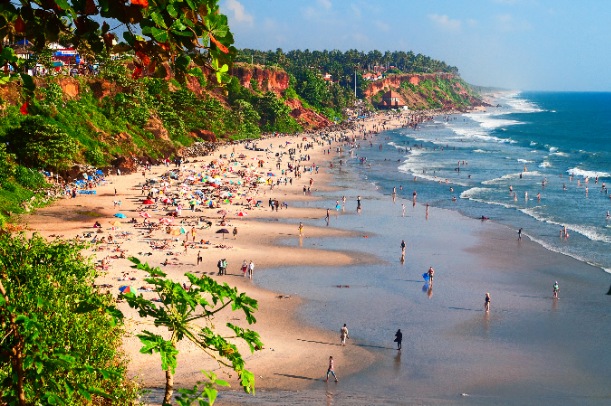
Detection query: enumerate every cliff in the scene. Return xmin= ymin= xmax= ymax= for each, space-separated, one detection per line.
xmin=232 ymin=63 xmax=290 ymax=95
xmin=364 ymin=73 xmax=488 ymax=110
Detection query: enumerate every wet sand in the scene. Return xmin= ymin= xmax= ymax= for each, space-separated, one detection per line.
xmin=20 ymin=109 xmax=611 ymax=405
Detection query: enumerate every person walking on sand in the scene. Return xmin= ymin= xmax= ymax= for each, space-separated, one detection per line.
xmin=485 ymin=292 xmax=491 ymax=312
xmin=247 ymin=260 xmax=254 ymax=279
xmin=394 ymin=329 xmax=403 ymax=350
xmin=400 ymin=240 xmax=406 ymax=262
xmin=553 ymin=281 xmax=560 ymax=299
xmin=298 ymin=222 xmax=304 ymax=236
xmin=196 ymin=250 xmax=202 ymax=266
xmin=325 ymin=356 xmax=338 ymax=382
xmin=340 ymin=324 xmax=349 ymax=346
xmin=233 ymin=226 xmax=238 ymax=239
xmin=518 ymin=227 xmax=523 ymax=240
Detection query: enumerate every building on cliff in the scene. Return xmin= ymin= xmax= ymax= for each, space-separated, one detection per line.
xmin=379 ymin=90 xmax=407 ymax=109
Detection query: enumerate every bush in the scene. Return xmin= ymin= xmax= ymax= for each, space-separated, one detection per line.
xmin=4 ymin=117 xmax=79 ymax=172
xmin=0 ymin=234 xmax=139 ymax=405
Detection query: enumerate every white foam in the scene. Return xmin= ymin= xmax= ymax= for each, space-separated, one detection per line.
xmin=482 ymin=171 xmax=543 ymax=185
xmin=539 ymin=161 xmax=552 ymax=168
xmin=473 ymin=149 xmax=489 ymax=153
xmin=463 ymin=112 xmax=525 ymax=130
xmin=519 ymin=207 xmax=611 ymax=244
xmin=459 ymin=187 xmax=489 ymax=199
xmin=567 ymin=168 xmax=611 ymax=179
xmin=504 ymin=93 xmax=545 ymax=113
xmin=517 ymin=159 xmax=534 ymax=163
xmin=525 ymin=234 xmax=610 ymax=274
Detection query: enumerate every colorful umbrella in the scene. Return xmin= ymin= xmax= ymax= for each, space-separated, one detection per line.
xmin=139 ymin=211 xmax=151 ymax=218
xmin=114 ymin=213 xmax=127 ymax=218
xmin=119 ymin=285 xmax=131 ymax=294
xmin=143 ymin=199 xmax=155 ymax=205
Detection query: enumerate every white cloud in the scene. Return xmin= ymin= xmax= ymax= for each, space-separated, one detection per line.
xmin=495 ymin=13 xmax=531 ymax=32
xmin=318 ymin=0 xmax=332 ymax=10
xmin=374 ymin=20 xmax=390 ymax=32
xmin=429 ymin=14 xmax=461 ymax=31
xmin=224 ymin=0 xmax=254 ymax=25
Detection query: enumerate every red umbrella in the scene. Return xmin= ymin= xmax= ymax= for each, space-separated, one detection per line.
xmin=143 ymin=199 xmax=155 ymax=205
xmin=237 ymin=211 xmax=247 ymax=217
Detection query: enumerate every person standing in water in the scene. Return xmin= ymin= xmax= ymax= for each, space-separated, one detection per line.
xmin=340 ymin=324 xmax=349 ymax=346
xmin=485 ymin=293 xmax=491 ymax=312
xmin=394 ymin=329 xmax=403 ymax=350
xmin=553 ymin=281 xmax=560 ymax=299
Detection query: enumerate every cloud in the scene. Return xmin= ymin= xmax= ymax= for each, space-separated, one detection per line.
xmin=374 ymin=20 xmax=390 ymax=32
xmin=495 ymin=13 xmax=531 ymax=32
xmin=317 ymin=0 xmax=332 ymax=10
xmin=224 ymin=0 xmax=254 ymax=25
xmin=428 ymin=14 xmax=461 ymax=31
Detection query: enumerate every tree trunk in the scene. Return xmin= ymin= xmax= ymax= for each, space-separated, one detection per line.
xmin=162 ymin=368 xmax=174 ymax=405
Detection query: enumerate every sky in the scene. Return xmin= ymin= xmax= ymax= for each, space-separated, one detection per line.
xmin=220 ymin=0 xmax=611 ymax=91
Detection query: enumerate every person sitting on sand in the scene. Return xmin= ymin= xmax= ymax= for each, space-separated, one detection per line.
xmin=94 ymin=221 xmax=102 ymax=228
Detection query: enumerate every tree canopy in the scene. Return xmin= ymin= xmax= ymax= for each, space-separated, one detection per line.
xmin=0 ymin=0 xmax=235 ymax=88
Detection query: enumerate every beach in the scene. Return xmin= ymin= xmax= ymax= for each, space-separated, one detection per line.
xmin=20 ymin=104 xmax=611 ymax=405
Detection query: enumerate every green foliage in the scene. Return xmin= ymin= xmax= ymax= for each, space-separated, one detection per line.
xmin=14 ymin=166 xmax=47 ymax=189
xmin=0 ymin=1 xmax=235 ymax=87
xmin=0 ymin=234 xmax=137 ymax=405
xmin=123 ymin=258 xmax=264 ymax=405
xmin=4 ymin=116 xmax=79 ymax=171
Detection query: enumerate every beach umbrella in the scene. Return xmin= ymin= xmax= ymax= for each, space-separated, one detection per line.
xmin=216 ymin=228 xmax=230 ymax=240
xmin=143 ymin=199 xmax=155 ymax=205
xmin=237 ymin=211 xmax=247 ymax=217
xmin=119 ymin=285 xmax=131 ymax=294
xmin=109 ymin=220 xmax=121 ymax=226
xmin=180 ymin=227 xmax=186 ymax=234
xmin=161 ymin=197 xmax=172 ymax=204
xmin=114 ymin=213 xmax=127 ymax=218
xmin=139 ymin=211 xmax=151 ymax=218
xmin=159 ymin=217 xmax=173 ymax=225
xmin=170 ymin=228 xmax=182 ymax=236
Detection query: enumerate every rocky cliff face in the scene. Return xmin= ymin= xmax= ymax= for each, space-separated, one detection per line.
xmin=363 ymin=73 xmax=454 ymax=98
xmin=232 ymin=63 xmax=289 ymax=95
xmin=364 ymin=73 xmax=487 ymax=110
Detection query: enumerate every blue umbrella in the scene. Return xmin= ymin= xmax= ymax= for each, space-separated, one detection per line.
xmin=114 ymin=213 xmax=127 ymax=218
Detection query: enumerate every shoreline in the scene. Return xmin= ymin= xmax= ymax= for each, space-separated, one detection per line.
xmin=18 ymin=105 xmax=611 ymax=405
xmin=19 ymin=110 xmax=414 ymax=399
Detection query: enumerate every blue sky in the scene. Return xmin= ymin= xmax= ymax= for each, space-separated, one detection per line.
xmin=220 ymin=0 xmax=611 ymax=91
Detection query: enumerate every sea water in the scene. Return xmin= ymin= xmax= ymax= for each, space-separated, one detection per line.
xmin=360 ymin=91 xmax=611 ymax=274
xmin=226 ymin=92 xmax=611 ymax=405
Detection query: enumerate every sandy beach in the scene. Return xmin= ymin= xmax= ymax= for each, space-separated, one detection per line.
xmin=20 ymin=111 xmax=413 ymax=399
xmin=20 ymin=107 xmax=611 ymax=405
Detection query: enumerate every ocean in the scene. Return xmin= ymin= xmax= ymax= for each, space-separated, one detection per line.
xmin=223 ymin=92 xmax=611 ymax=405
xmin=368 ymin=91 xmax=611 ymax=274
